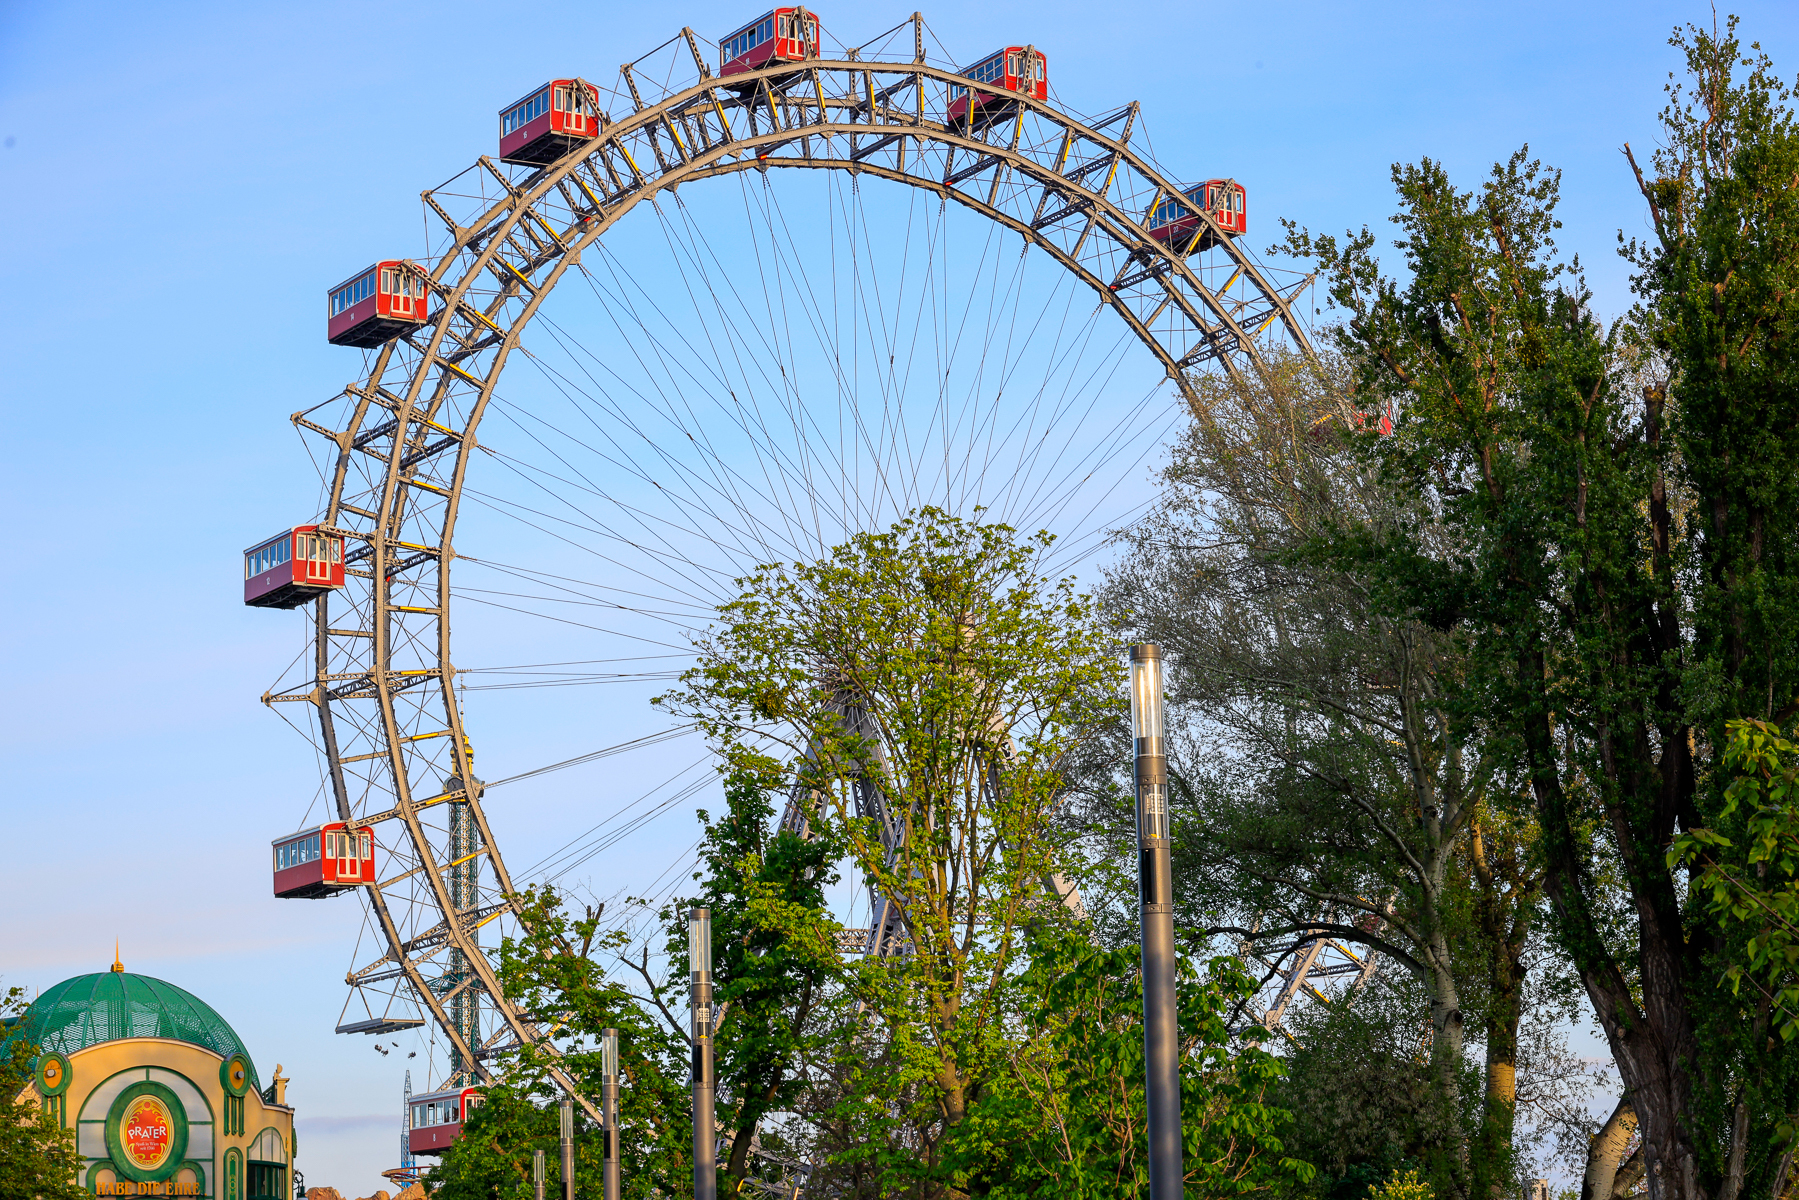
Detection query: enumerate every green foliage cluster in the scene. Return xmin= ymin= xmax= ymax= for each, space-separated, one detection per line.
xmin=944 ymin=928 xmax=1312 ymax=1199
xmin=0 ymin=985 xmax=88 ymax=1200
xmin=1675 ymin=720 xmax=1799 ymax=1052
xmin=430 ymin=510 xmax=1306 ymax=1200
xmin=1264 ymin=15 xmax=1799 ymax=1198
xmin=657 ymin=505 xmax=1123 ymax=1185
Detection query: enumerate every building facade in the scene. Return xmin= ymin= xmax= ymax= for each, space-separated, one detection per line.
xmin=7 ymin=960 xmax=295 ymax=1199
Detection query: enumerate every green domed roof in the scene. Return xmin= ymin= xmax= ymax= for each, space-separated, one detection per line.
xmin=11 ymin=972 xmax=259 ymax=1088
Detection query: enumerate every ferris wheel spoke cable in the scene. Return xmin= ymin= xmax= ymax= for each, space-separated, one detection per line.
xmin=522 ymin=756 xmax=712 ymax=882
xmin=539 ymin=772 xmax=715 ymax=888
xmin=462 ymin=652 xmax=687 ymax=669
xmin=653 ymin=193 xmax=855 ymax=533
xmin=729 ymin=174 xmax=1049 ymax=548
xmin=536 ymin=180 xmax=1014 ymax=572
xmin=465 ymin=430 xmax=743 ymax=590
xmin=460 ymin=556 xmax=714 ymax=616
xmin=462 ymin=455 xmax=739 ymax=600
xmin=737 ymin=178 xmax=832 ymax=547
xmin=590 ymin=836 xmax=709 ymax=969
xmin=578 ymin=221 xmax=832 ymax=535
xmin=450 ymin=492 xmax=724 ymax=624
xmin=963 ymin=245 xmax=1071 ymax=518
xmin=482 ymin=396 xmax=786 ymax=591
xmin=463 ymin=460 xmax=738 ymax=607
xmin=528 ymin=283 xmax=822 ymax=577
xmin=448 ymin=591 xmax=695 ymax=652
xmin=511 ymin=227 xmax=1157 ymax=599
xmin=484 ymin=383 xmax=757 ymax=578
xmin=482 ymin=726 xmax=696 ymax=793
xmin=841 ymin=178 xmax=914 ymax=503
xmin=759 ymin=174 xmax=914 ymax=534
xmin=459 ymin=675 xmax=679 ymax=693
xmin=1006 ymin=366 xmax=1172 ymax=552
xmin=453 ymin=586 xmax=703 ymax=623
xmin=733 ymin=178 xmax=1106 ymax=545
xmin=450 ymin=579 xmax=708 ymax=628
xmin=546 ymin=285 xmax=793 ymax=550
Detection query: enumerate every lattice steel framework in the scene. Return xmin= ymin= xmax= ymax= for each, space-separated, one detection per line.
xmin=265 ymin=12 xmax=1319 ymax=1127
xmin=1244 ymin=912 xmax=1386 ymax=1040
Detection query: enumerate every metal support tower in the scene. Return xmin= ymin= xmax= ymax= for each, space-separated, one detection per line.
xmin=444 ymin=769 xmax=482 ymax=1085
xmin=400 ymin=1070 xmax=416 ymax=1176
xmin=1244 ymin=902 xmax=1389 ymax=1038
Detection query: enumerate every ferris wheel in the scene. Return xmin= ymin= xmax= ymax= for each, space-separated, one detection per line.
xmin=251 ymin=7 xmax=1327 ymax=1122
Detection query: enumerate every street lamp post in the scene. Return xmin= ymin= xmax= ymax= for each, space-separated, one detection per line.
xmin=690 ymin=907 xmax=717 ymax=1200
xmin=533 ymin=1149 xmax=545 ymax=1200
xmin=602 ymin=1029 xmax=621 ymax=1200
xmin=1131 ymin=644 xmax=1181 ymax=1198
xmin=559 ymin=1097 xmax=574 ymax=1200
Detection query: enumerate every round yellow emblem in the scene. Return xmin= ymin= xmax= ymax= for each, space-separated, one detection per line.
xmin=42 ymin=1058 xmax=62 ymax=1089
xmin=121 ymin=1095 xmax=175 ymax=1171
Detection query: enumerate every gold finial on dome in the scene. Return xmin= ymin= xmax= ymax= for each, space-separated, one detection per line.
xmin=111 ymin=942 xmax=124 ymax=973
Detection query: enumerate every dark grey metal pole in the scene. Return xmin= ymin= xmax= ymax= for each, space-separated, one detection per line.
xmin=602 ymin=1029 xmax=621 ymax=1200
xmin=1131 ymin=644 xmax=1181 ymax=1198
xmin=533 ymin=1149 xmax=545 ymax=1200
xmin=560 ymin=1097 xmax=575 ymax=1200
xmin=690 ymin=907 xmax=716 ymax=1200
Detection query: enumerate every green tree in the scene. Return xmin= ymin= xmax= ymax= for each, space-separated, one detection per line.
xmin=426 ymin=1089 xmax=566 ymax=1200
xmin=431 ymin=767 xmax=852 ymax=1200
xmin=668 ymin=766 xmax=848 ymax=1189
xmin=1 ymin=984 xmax=87 ymax=1200
xmin=656 ymin=506 xmax=1119 ymax=1194
xmin=428 ymin=889 xmax=693 ymax=1200
xmin=1101 ymin=348 xmax=1546 ymax=1197
xmin=1662 ymin=719 xmax=1799 ymax=1194
xmin=1277 ymin=18 xmax=1799 ymax=1195
xmin=1673 ymin=720 xmax=1799 ymax=1099
xmin=944 ymin=927 xmax=1313 ymax=1199
xmin=1274 ymin=973 xmax=1476 ymax=1200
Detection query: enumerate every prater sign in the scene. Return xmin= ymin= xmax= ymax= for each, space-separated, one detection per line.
xmin=121 ymin=1097 xmax=175 ymax=1172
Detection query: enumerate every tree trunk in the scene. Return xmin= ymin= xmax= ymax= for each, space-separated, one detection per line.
xmin=1470 ymin=816 xmax=1533 ymax=1200
xmin=724 ymin=1074 xmax=783 ymax=1183
xmin=1523 ymin=655 xmax=1705 ymax=1200
xmin=1583 ymin=1096 xmax=1638 ymax=1200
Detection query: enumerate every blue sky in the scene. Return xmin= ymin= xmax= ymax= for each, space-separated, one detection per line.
xmin=3 ymin=0 xmax=1795 ymax=1192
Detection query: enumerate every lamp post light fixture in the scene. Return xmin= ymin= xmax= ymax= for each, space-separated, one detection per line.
xmin=1131 ymin=644 xmax=1182 ymax=1199
xmin=690 ymin=907 xmax=717 ymax=1200
xmin=559 ymin=1097 xmax=574 ymax=1200
xmin=533 ymin=1149 xmax=544 ymax=1200
xmin=602 ymin=1028 xmax=620 ymax=1200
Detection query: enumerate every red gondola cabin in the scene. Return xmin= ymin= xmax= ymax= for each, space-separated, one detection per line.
xmin=408 ymin=1087 xmax=483 ymax=1156
xmin=947 ymin=46 xmax=1047 ymax=131
xmin=244 ymin=525 xmax=346 ymax=609
xmin=1146 ymin=180 xmax=1247 ymax=252
xmin=499 ymin=81 xmax=600 ymax=166
xmin=272 ymin=822 xmax=375 ymax=899
xmin=718 ymin=8 xmax=820 ymax=87
xmin=327 ymin=261 xmax=430 ymax=347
